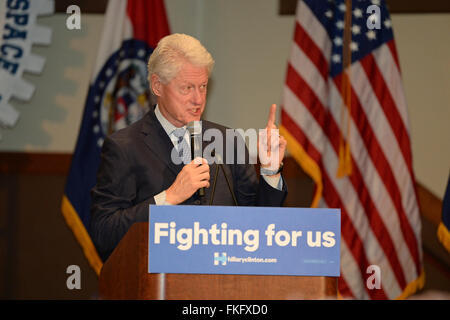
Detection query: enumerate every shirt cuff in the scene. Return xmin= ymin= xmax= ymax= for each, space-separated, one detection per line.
xmin=154 ymin=190 xmax=173 ymax=205
xmin=261 ymin=174 xmax=283 ymax=191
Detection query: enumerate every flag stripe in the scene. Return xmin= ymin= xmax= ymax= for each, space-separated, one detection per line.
xmin=296 ymin=0 xmax=332 ymax=62
xmin=281 ymin=109 xmax=321 ymax=163
xmin=387 ymin=40 xmax=401 ymax=72
xmin=359 ymin=54 xmax=414 ymax=174
xmin=320 ymin=99 xmax=405 ymax=298
xmin=282 ymin=84 xmax=326 ymax=156
xmin=350 ymin=62 xmax=422 ymax=275
xmin=346 ymin=160 xmax=408 ymax=290
xmin=372 ymin=42 xmax=410 ymax=132
xmin=293 ymin=22 xmax=329 ymax=81
xmin=331 ymin=74 xmax=420 ymax=283
xmin=321 ymin=169 xmax=390 ymax=299
xmin=286 ymin=65 xmax=328 ymax=131
xmin=337 ymin=232 xmax=369 ymax=299
xmin=285 ymin=77 xmax=400 ymax=298
xmin=290 ymin=40 xmax=328 ymax=107
xmin=331 ymin=77 xmax=416 ymax=286
xmin=127 ymin=0 xmax=170 ymax=48
xmin=351 ymin=61 xmax=420 ymax=233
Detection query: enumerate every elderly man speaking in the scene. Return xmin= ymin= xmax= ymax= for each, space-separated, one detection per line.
xmin=90 ymin=33 xmax=288 ymax=261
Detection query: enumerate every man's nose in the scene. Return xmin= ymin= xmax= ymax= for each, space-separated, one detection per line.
xmin=191 ymin=87 xmax=204 ymax=105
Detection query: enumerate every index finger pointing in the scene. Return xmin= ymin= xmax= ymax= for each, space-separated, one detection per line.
xmin=267 ymin=104 xmax=277 ymax=127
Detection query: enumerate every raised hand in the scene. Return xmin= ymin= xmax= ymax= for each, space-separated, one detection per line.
xmin=258 ymin=104 xmax=287 ymax=174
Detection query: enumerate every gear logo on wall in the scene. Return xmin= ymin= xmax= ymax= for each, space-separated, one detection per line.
xmin=0 ymin=0 xmax=54 ymax=138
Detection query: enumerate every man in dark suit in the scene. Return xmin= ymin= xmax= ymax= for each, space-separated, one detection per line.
xmin=90 ymin=34 xmax=288 ymax=262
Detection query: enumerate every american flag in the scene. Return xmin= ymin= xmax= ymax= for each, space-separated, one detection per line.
xmin=280 ymin=0 xmax=424 ymax=299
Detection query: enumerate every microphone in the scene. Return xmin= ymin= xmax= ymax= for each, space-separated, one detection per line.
xmin=187 ymin=121 xmax=205 ymax=197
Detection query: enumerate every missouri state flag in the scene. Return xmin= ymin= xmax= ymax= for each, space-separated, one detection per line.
xmin=62 ymin=0 xmax=170 ymax=275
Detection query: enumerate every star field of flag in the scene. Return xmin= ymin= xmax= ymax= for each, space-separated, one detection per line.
xmin=304 ymin=0 xmax=394 ymax=77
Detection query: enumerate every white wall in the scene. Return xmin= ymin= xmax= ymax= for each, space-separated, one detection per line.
xmin=199 ymin=0 xmax=294 ymax=130
xmin=391 ymin=14 xmax=450 ymax=198
xmin=0 ymin=1 xmax=448 ymax=199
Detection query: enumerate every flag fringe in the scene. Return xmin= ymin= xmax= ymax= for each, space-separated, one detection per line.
xmin=335 ymin=271 xmax=425 ymax=300
xmin=437 ymin=222 xmax=450 ymax=253
xmin=61 ymin=195 xmax=103 ymax=276
xmin=280 ymin=125 xmax=322 ymax=208
xmin=395 ymin=270 xmax=425 ymax=300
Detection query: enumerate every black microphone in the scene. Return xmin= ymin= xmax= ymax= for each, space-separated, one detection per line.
xmin=187 ymin=121 xmax=205 ymax=197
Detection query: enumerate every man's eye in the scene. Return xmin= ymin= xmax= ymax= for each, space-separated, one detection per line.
xmin=180 ymin=86 xmax=190 ymax=94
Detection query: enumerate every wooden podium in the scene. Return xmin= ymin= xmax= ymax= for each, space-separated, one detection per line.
xmin=99 ymin=222 xmax=337 ymax=299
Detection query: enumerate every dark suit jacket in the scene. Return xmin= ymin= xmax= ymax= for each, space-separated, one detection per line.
xmin=90 ymin=107 xmax=287 ymax=261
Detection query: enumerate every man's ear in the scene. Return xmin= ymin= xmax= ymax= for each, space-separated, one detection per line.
xmin=151 ymin=74 xmax=162 ymax=96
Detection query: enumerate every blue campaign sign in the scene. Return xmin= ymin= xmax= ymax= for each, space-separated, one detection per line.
xmin=148 ymin=205 xmax=340 ymax=277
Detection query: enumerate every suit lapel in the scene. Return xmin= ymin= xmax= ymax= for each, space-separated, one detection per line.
xmin=140 ymin=107 xmax=184 ymax=177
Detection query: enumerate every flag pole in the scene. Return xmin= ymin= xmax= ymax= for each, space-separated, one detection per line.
xmin=337 ymin=0 xmax=353 ymax=178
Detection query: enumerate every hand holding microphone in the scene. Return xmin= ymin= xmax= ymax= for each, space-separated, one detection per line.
xmin=165 ymin=157 xmax=210 ymax=205
xmin=165 ymin=121 xmax=208 ymax=205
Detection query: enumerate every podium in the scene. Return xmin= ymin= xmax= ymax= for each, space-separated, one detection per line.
xmin=99 ymin=222 xmax=337 ymax=299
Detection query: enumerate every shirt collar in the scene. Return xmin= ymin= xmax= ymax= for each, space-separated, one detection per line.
xmin=154 ymin=104 xmax=186 ymax=136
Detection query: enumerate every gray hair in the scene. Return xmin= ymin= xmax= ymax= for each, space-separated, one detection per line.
xmin=147 ymin=33 xmax=215 ymax=92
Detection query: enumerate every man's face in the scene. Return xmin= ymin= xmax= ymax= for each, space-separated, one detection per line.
xmin=153 ymin=62 xmax=209 ymax=127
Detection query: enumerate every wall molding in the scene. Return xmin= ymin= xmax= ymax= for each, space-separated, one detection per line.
xmin=56 ymin=0 xmax=450 ymax=15
xmin=279 ymin=0 xmax=450 ymax=15
xmin=0 ymin=152 xmax=72 ymax=175
xmin=416 ymin=182 xmax=443 ymax=227
xmin=55 ymin=0 xmax=108 ymax=14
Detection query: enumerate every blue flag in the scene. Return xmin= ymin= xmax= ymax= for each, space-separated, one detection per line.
xmin=438 ymin=174 xmax=450 ymax=252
